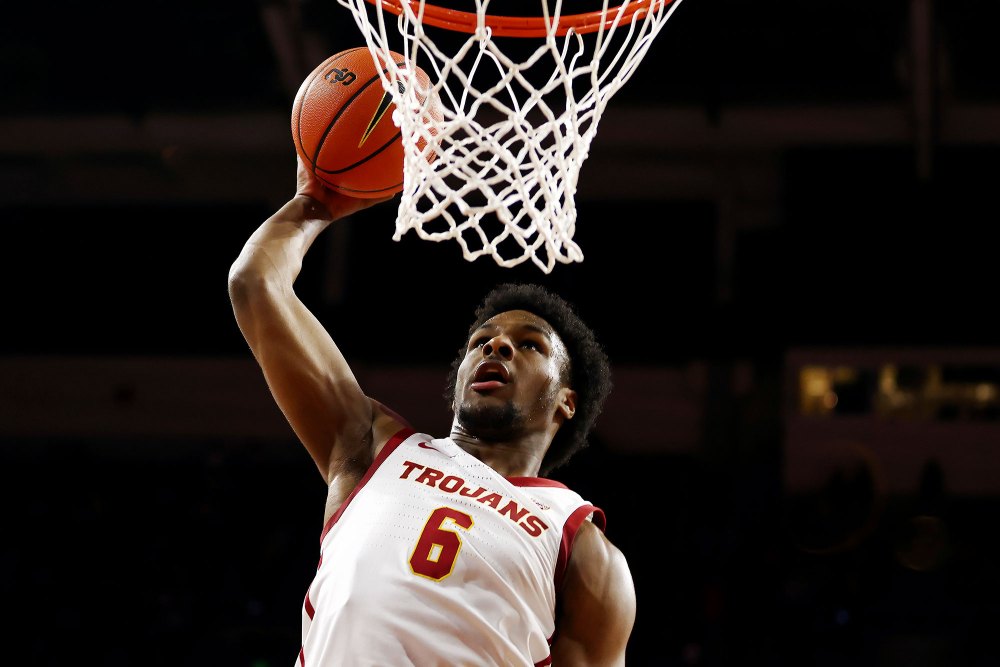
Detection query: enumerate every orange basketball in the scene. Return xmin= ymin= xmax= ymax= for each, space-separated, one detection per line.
xmin=291 ymin=47 xmax=440 ymax=199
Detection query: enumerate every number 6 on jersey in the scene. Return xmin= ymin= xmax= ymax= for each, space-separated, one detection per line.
xmin=409 ymin=507 xmax=474 ymax=581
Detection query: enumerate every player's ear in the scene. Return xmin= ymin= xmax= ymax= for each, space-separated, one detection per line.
xmin=557 ymin=388 xmax=577 ymax=420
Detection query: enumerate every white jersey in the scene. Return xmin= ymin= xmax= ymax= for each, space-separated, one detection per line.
xmin=297 ymin=428 xmax=606 ymax=667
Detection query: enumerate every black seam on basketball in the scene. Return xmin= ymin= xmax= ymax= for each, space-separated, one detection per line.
xmin=296 ymin=68 xmax=326 ymax=170
xmin=297 ymin=48 xmax=366 ymax=169
xmin=315 ymin=130 xmax=403 ymax=176
xmin=330 ymin=180 xmax=404 ymax=195
xmin=315 ymin=69 xmax=392 ymax=167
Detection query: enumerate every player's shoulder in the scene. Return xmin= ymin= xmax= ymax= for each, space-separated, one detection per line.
xmin=370 ymin=399 xmax=416 ymax=456
xmin=558 ymin=517 xmax=636 ymax=656
xmin=568 ymin=518 xmax=634 ymax=604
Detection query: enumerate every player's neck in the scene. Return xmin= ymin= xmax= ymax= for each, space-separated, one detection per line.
xmin=449 ymin=428 xmax=545 ymax=478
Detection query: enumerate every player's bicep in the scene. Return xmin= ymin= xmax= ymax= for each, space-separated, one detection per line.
xmin=231 ymin=277 xmax=372 ymax=479
xmin=551 ymin=521 xmax=636 ymax=667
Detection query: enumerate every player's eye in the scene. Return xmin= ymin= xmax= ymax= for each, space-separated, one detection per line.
xmin=520 ymin=340 xmax=541 ymax=351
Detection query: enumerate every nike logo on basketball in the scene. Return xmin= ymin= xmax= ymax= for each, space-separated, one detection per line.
xmin=359 ymin=81 xmax=404 ymax=148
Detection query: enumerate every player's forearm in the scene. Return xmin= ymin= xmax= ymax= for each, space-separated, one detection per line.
xmin=229 ymin=195 xmax=337 ymax=290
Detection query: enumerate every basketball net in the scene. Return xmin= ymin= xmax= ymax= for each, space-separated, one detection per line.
xmin=337 ymin=0 xmax=684 ymax=273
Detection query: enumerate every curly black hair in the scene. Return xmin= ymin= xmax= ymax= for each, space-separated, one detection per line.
xmin=444 ymin=282 xmax=613 ymax=475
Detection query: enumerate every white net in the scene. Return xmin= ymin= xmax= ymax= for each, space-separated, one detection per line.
xmin=336 ymin=0 xmax=684 ymax=273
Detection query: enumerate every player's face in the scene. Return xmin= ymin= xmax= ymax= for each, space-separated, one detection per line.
xmin=453 ymin=310 xmax=571 ymax=439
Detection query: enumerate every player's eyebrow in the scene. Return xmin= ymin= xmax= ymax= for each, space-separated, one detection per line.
xmin=472 ymin=321 xmax=553 ymax=340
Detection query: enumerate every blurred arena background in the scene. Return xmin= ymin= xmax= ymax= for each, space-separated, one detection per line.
xmin=2 ymin=0 xmax=999 ymax=664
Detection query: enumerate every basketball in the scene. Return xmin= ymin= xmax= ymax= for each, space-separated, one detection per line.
xmin=291 ymin=47 xmax=441 ymax=199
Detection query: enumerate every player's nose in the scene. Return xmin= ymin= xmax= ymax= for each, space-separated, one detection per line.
xmin=482 ymin=335 xmax=514 ymax=360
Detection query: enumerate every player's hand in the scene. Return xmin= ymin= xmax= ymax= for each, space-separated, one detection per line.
xmin=295 ymin=155 xmax=396 ymax=219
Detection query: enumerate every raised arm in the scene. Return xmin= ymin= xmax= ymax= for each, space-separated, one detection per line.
xmin=551 ymin=520 xmax=637 ymax=666
xmin=227 ymin=158 xmax=398 ymax=483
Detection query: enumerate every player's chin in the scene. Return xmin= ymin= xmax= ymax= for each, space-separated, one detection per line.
xmin=460 ymin=389 xmax=509 ymax=413
xmin=456 ymin=399 xmax=519 ymax=436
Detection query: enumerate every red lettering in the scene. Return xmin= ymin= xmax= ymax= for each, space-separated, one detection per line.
xmin=439 ymin=475 xmax=464 ymax=493
xmin=400 ymin=467 xmax=548 ymax=538
xmin=415 ymin=467 xmax=445 ymax=486
xmin=477 ymin=493 xmax=502 ymax=509
xmin=520 ymin=515 xmax=549 ymax=537
xmin=400 ymin=461 xmax=424 ymax=479
xmin=499 ymin=500 xmax=529 ymax=523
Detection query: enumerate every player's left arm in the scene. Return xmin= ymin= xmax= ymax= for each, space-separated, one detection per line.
xmin=551 ymin=519 xmax=637 ymax=666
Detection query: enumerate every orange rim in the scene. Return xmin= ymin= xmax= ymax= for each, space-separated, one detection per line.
xmin=368 ymin=0 xmax=673 ymax=37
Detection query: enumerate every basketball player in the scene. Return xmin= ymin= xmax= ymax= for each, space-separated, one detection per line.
xmin=228 ymin=157 xmax=636 ymax=666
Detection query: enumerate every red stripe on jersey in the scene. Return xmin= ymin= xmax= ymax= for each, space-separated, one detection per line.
xmin=554 ymin=504 xmax=606 ymax=591
xmin=298 ymin=646 xmax=305 ymax=665
xmin=304 ymin=590 xmax=315 ymax=619
xmin=319 ymin=427 xmax=415 ymax=543
xmin=534 ymin=655 xmax=553 ymax=666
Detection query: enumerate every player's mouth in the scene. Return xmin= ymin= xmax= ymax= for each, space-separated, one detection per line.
xmin=471 ymin=361 xmax=510 ymax=392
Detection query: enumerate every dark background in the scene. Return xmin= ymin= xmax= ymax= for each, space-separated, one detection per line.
xmin=3 ymin=0 xmax=999 ymax=665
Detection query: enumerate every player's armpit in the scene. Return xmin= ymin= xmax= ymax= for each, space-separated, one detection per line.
xmin=370 ymin=400 xmax=414 ymax=457
xmin=550 ymin=520 xmax=636 ymax=667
